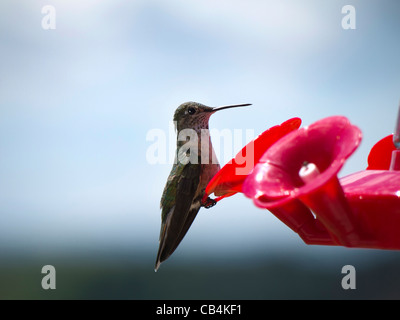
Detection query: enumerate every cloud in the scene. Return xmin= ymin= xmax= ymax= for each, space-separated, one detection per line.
xmin=154 ymin=0 xmax=338 ymax=54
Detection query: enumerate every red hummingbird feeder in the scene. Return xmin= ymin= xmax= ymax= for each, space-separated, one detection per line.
xmin=204 ymin=103 xmax=400 ymax=250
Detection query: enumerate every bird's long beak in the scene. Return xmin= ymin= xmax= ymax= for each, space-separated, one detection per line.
xmin=212 ymin=103 xmax=252 ymax=112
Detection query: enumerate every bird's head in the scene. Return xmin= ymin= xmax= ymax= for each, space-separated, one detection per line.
xmin=173 ymin=101 xmax=251 ymax=132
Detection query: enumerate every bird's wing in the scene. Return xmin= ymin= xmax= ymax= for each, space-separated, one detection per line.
xmin=155 ymin=162 xmax=201 ymax=270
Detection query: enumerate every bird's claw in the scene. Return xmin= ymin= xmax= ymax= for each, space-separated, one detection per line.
xmin=202 ymin=197 xmax=217 ymax=209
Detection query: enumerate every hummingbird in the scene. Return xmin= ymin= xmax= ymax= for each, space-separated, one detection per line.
xmin=155 ymin=101 xmax=251 ymax=271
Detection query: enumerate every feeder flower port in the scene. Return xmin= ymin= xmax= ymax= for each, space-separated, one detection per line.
xmin=205 ymin=104 xmax=400 ymax=250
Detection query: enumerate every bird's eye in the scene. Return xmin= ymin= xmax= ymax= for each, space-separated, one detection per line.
xmin=187 ymin=107 xmax=196 ymax=115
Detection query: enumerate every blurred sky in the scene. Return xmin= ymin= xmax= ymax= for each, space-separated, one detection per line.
xmin=0 ymin=0 xmax=400 ymax=261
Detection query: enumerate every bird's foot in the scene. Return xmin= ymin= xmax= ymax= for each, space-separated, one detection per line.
xmin=202 ymin=197 xmax=217 ymax=209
